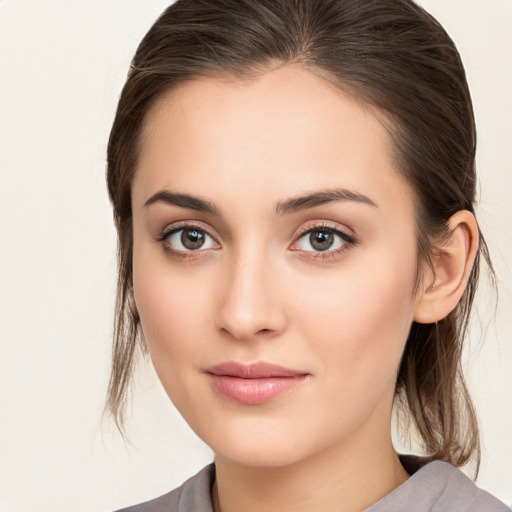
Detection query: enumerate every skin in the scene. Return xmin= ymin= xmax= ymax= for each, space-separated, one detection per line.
xmin=130 ymin=64 xmax=478 ymax=512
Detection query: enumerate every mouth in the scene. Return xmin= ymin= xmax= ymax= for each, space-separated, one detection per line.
xmin=205 ymin=361 xmax=309 ymax=405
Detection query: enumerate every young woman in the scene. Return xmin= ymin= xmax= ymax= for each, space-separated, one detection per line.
xmin=105 ymin=0 xmax=509 ymax=510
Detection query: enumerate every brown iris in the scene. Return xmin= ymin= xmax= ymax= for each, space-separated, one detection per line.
xmin=181 ymin=229 xmax=206 ymax=250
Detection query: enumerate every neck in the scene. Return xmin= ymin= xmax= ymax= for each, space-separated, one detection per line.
xmin=213 ymin=423 xmax=409 ymax=512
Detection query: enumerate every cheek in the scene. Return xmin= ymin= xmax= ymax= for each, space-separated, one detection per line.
xmin=132 ymin=244 xmax=212 ymax=378
xmin=293 ymin=249 xmax=417 ymax=395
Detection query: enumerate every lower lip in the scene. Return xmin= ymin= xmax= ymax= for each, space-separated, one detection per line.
xmin=208 ymin=374 xmax=307 ymax=405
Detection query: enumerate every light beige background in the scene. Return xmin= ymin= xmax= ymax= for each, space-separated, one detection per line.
xmin=0 ymin=1 xmax=510 ymax=511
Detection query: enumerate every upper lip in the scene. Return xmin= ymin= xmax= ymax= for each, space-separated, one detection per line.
xmin=205 ymin=361 xmax=308 ymax=379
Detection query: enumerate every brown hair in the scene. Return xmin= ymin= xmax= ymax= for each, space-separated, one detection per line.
xmin=105 ymin=0 xmax=493 ymax=471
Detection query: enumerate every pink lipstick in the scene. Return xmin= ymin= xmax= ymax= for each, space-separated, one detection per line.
xmin=205 ymin=361 xmax=308 ymax=405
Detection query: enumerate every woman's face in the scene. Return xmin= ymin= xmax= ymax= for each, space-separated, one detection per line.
xmin=131 ymin=64 xmax=423 ymax=467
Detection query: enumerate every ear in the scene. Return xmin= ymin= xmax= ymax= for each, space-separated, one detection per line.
xmin=414 ymin=210 xmax=479 ymax=324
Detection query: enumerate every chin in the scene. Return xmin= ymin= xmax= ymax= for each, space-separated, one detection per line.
xmin=214 ymin=441 xmax=307 ymax=468
xmin=193 ymin=416 xmax=326 ymax=469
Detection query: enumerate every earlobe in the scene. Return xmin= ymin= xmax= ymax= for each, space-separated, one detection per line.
xmin=413 ymin=210 xmax=479 ymax=324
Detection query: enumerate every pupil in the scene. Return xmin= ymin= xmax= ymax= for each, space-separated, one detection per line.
xmin=310 ymin=231 xmax=333 ymax=251
xmin=181 ymin=229 xmax=205 ymax=250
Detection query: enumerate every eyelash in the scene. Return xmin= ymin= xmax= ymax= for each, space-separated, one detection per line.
xmin=156 ymin=222 xmax=358 ymax=261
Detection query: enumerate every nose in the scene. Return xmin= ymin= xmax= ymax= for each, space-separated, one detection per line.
xmin=215 ymin=250 xmax=287 ymax=342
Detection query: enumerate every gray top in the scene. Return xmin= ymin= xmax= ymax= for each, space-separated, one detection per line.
xmin=116 ymin=455 xmax=509 ymax=512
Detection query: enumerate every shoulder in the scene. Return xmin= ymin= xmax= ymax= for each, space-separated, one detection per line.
xmin=366 ymin=455 xmax=510 ymax=512
xmin=114 ymin=463 xmax=215 ymax=512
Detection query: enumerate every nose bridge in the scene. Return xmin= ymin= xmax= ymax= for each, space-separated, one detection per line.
xmin=216 ymin=241 xmax=285 ymax=341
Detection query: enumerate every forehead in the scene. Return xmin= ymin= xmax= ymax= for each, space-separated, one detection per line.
xmin=133 ymin=64 xmax=414 ymax=217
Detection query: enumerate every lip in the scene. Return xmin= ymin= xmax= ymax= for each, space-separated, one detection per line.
xmin=205 ymin=361 xmax=309 ymax=405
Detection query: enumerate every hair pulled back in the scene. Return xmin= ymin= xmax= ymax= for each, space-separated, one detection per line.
xmin=106 ymin=0 xmax=492 ymax=470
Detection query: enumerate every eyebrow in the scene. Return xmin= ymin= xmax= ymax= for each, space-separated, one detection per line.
xmin=275 ymin=188 xmax=377 ymax=215
xmin=143 ymin=187 xmax=376 ymax=216
xmin=144 ymin=190 xmax=220 ymax=214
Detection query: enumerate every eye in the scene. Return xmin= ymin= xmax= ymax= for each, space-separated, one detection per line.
xmin=162 ymin=227 xmax=219 ymax=252
xmin=292 ymin=226 xmax=356 ymax=253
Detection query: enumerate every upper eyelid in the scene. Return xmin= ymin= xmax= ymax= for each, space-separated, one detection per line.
xmin=157 ymin=221 xmax=219 ymax=241
xmin=295 ymin=229 xmax=348 ymax=243
xmin=293 ymin=221 xmax=355 ymax=239
xmin=297 ymin=224 xmax=345 ymax=235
